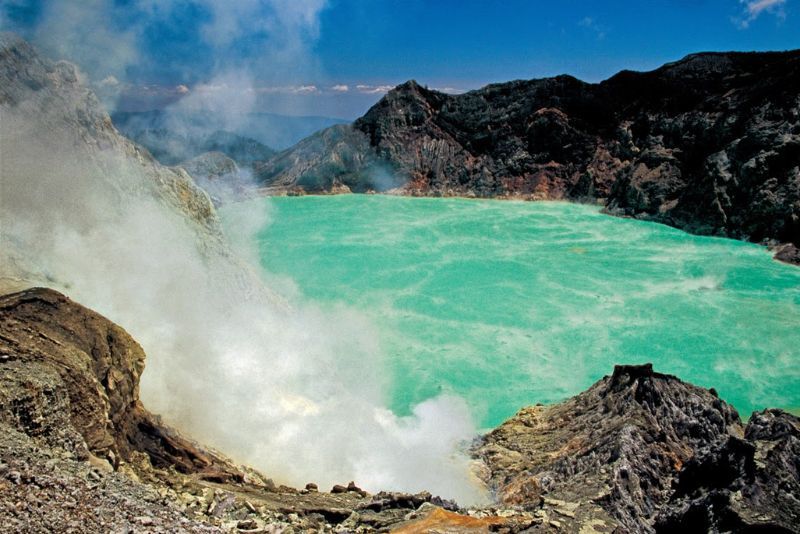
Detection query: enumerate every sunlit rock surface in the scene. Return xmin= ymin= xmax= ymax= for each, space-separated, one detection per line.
xmin=475 ymin=364 xmax=799 ymax=532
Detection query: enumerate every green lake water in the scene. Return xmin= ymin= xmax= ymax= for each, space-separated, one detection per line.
xmin=222 ymin=195 xmax=800 ymax=428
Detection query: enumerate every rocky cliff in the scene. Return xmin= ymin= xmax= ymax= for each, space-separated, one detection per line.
xmin=2 ymin=289 xmax=797 ymax=532
xmin=0 ymin=33 xmax=218 ymax=235
xmin=256 ymin=51 xmax=800 ymax=263
xmin=0 ymin=32 xmax=231 ymax=294
xmin=475 ymin=364 xmax=800 ymax=532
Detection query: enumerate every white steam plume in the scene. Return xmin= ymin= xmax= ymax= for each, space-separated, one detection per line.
xmin=0 ymin=11 xmax=488 ymax=504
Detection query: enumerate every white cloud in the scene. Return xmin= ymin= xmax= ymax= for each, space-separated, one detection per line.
xmin=4 ymin=0 xmax=330 ymax=112
xmin=331 ymin=84 xmax=349 ymax=92
xmin=737 ymin=0 xmax=787 ymax=28
xmin=356 ymin=84 xmax=395 ymax=94
xmin=176 ymin=84 xmax=190 ymax=94
xmin=578 ymin=16 xmax=607 ymax=40
xmin=292 ymin=84 xmax=319 ymax=94
xmin=247 ymin=84 xmax=322 ymax=95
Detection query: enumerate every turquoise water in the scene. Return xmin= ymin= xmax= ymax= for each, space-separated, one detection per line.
xmin=222 ymin=195 xmax=800 ymax=428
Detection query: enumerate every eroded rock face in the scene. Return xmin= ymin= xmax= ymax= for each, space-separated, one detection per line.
xmin=0 ymin=32 xmax=218 ymax=236
xmin=0 ymin=33 xmax=234 ymax=295
xmin=254 ymin=124 xmax=383 ymax=193
xmin=0 ymin=288 xmax=242 ymax=482
xmin=656 ymin=409 xmax=800 ymax=532
xmin=474 ymin=364 xmax=745 ymax=532
xmin=257 ymin=51 xmax=800 ymax=262
xmin=474 ymin=364 xmax=800 ymax=532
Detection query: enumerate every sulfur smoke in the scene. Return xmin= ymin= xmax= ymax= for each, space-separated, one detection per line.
xmin=0 ymin=2 xmax=487 ymax=504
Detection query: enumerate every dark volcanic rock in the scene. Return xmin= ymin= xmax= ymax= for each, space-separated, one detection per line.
xmin=656 ymin=409 xmax=800 ymax=532
xmin=257 ymin=51 xmax=800 ymax=263
xmin=474 ymin=363 xmax=745 ymax=532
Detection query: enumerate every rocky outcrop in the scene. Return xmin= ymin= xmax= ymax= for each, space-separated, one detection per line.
xmin=0 ymin=287 xmax=538 ymax=532
xmin=0 ymin=32 xmax=218 ymax=236
xmin=254 ymin=124 xmax=385 ymax=194
xmin=256 ymin=51 xmax=800 ymax=263
xmin=656 ymin=408 xmax=800 ymax=532
xmin=474 ymin=364 xmax=800 ymax=532
xmin=0 ymin=288 xmax=243 ymax=482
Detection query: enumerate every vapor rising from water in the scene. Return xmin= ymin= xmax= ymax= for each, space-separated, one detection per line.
xmin=0 ymin=1 xmax=487 ymax=504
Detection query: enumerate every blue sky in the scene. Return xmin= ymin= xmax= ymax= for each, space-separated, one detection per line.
xmin=2 ymin=0 xmax=798 ymax=117
xmin=316 ymin=0 xmax=798 ymax=86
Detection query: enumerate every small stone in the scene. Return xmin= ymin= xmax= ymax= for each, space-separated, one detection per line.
xmin=237 ymin=519 xmax=258 ymax=530
xmin=331 ymin=484 xmax=347 ymax=494
xmin=305 ymin=482 xmax=318 ymax=492
xmin=135 ymin=516 xmax=154 ymax=526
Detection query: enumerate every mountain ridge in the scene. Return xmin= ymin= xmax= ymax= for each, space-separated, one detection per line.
xmin=255 ymin=49 xmax=800 ymax=264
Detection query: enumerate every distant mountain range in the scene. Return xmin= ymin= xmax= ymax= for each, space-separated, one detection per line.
xmin=255 ymin=50 xmax=800 ymax=263
xmin=111 ymin=109 xmax=346 ymax=167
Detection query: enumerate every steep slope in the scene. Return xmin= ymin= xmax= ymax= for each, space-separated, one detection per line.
xmin=0 ymin=32 xmax=279 ymax=303
xmin=0 ymin=288 xmax=244 ymax=481
xmin=0 ymin=32 xmax=230 ymax=294
xmin=0 ymin=32 xmax=217 ymax=234
xmin=256 ymin=51 xmax=800 ymax=262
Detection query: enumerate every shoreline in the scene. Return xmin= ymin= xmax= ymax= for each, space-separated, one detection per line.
xmin=239 ymin=187 xmax=800 ymax=267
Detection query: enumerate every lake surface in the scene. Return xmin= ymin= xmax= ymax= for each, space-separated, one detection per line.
xmin=223 ymin=195 xmax=800 ymax=428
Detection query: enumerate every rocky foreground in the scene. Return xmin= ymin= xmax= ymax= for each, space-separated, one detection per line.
xmin=1 ymin=32 xmax=798 ymax=533
xmin=255 ymin=51 xmax=800 ymax=264
xmin=1 ymin=287 xmax=798 ymax=533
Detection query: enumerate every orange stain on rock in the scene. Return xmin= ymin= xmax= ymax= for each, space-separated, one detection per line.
xmin=392 ymin=507 xmax=506 ymax=533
